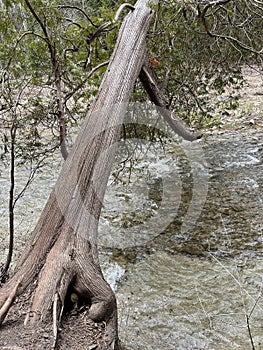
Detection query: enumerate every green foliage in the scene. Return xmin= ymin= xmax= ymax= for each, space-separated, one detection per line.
xmin=1 ymin=0 xmax=262 ymax=167
xmin=0 ymin=0 xmax=123 ymax=167
xmin=144 ymin=0 xmax=262 ymax=127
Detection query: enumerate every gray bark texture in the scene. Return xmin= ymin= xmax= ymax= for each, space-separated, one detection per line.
xmin=0 ymin=1 xmax=159 ymax=349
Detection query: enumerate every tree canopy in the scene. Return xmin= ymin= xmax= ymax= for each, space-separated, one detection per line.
xmin=1 ymin=0 xmax=262 ymax=164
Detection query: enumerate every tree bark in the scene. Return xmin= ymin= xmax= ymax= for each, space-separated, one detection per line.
xmin=139 ymin=63 xmax=203 ymax=141
xmin=0 ymin=1 xmax=158 ymax=349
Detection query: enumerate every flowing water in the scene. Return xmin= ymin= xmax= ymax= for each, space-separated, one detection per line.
xmin=99 ymin=130 xmax=263 ymax=350
xmin=0 ymin=85 xmax=263 ymax=349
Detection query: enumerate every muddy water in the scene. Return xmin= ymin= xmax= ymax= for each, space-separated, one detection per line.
xmin=98 ymin=128 xmax=263 ymax=349
xmin=116 ymin=252 xmax=263 ymax=350
xmin=0 ymin=126 xmax=262 ymax=349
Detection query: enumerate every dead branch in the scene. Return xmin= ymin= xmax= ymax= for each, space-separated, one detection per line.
xmin=139 ymin=63 xmax=202 ymax=141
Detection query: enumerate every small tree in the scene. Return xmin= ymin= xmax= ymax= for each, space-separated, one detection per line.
xmin=0 ymin=73 xmax=58 ymax=281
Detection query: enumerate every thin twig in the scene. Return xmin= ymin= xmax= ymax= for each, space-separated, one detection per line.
xmin=246 ymin=314 xmax=256 ymax=350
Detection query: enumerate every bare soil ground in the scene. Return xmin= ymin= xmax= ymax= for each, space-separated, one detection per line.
xmin=0 ymin=285 xmax=118 ymax=350
xmin=0 ymin=312 xmax=106 ymax=350
xmin=0 ymin=66 xmax=262 ymax=350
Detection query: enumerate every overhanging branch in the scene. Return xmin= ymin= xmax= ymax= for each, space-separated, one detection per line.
xmin=139 ymin=63 xmax=202 ymax=141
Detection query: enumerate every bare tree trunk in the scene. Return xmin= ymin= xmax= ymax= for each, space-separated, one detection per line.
xmin=0 ymin=1 xmax=158 ymax=349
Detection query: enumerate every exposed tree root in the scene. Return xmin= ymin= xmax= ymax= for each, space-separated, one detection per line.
xmin=0 ymin=278 xmax=23 ymax=325
xmin=0 ymin=212 xmax=119 ymax=349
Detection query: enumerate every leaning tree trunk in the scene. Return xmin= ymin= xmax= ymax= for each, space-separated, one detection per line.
xmin=0 ymin=1 xmax=158 ymax=349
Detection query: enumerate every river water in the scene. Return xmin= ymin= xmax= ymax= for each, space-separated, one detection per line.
xmin=104 ymin=130 xmax=263 ymax=350
xmin=0 ymin=95 xmax=263 ymax=349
